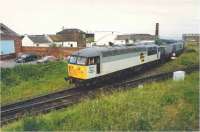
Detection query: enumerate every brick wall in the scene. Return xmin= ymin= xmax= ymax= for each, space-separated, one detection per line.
xmin=21 ymin=47 xmax=83 ymax=58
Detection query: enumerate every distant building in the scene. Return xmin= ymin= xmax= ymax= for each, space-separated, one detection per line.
xmin=56 ymin=28 xmax=86 ymax=47
xmin=92 ymin=31 xmax=119 ymax=46
xmin=115 ymin=34 xmax=155 ymax=44
xmin=22 ymin=35 xmax=52 ymax=47
xmin=0 ymin=23 xmax=22 ymax=59
xmin=48 ymin=34 xmax=78 ymax=47
xmin=85 ymin=33 xmax=95 ymax=46
xmin=22 ymin=29 xmax=94 ymax=48
xmin=182 ymin=34 xmax=200 ymax=44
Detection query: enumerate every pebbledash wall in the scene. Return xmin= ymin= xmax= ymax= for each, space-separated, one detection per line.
xmin=21 ymin=46 xmax=83 ymax=58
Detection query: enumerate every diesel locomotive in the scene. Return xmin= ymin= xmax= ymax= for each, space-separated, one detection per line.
xmin=66 ymin=42 xmax=184 ymax=84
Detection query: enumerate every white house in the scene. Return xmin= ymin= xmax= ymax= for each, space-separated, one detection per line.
xmin=48 ymin=34 xmax=78 ymax=47
xmin=115 ymin=34 xmax=155 ymax=45
xmin=92 ymin=31 xmax=120 ymax=46
xmin=22 ymin=35 xmax=52 ymax=47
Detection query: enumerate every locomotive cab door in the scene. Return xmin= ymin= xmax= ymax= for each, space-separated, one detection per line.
xmin=95 ymin=56 xmax=100 ymax=74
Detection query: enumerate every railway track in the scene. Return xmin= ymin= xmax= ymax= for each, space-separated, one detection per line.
xmin=1 ymin=65 xmax=199 ymax=126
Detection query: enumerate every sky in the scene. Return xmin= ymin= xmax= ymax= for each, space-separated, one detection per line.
xmin=0 ymin=0 xmax=199 ymax=39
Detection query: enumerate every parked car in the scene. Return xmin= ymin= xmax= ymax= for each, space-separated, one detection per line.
xmin=37 ymin=56 xmax=57 ymax=63
xmin=63 ymin=56 xmax=70 ymax=62
xmin=15 ymin=54 xmax=38 ymax=63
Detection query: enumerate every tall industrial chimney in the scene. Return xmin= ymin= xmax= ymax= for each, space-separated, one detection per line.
xmin=155 ymin=23 xmax=159 ymax=44
xmin=155 ymin=23 xmax=159 ymax=38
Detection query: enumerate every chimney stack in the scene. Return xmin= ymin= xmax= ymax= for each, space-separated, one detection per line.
xmin=155 ymin=23 xmax=160 ymax=44
xmin=155 ymin=23 xmax=159 ymax=37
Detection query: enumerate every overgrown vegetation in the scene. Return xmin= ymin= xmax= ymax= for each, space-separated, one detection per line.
xmin=1 ymin=61 xmax=71 ymax=105
xmin=3 ymin=72 xmax=199 ymax=131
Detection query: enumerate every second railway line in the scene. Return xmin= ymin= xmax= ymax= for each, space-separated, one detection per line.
xmin=1 ymin=64 xmax=199 ymax=126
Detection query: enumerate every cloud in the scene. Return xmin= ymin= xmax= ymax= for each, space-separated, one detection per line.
xmin=0 ymin=0 xmax=199 ymax=39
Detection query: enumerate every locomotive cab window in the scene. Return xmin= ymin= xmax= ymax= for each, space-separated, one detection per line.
xmin=77 ymin=57 xmax=87 ymax=65
xmin=87 ymin=57 xmax=100 ymax=65
xmin=69 ymin=56 xmax=77 ymax=64
xmin=69 ymin=56 xmax=87 ymax=65
xmin=87 ymin=58 xmax=95 ymax=65
xmin=87 ymin=56 xmax=100 ymax=74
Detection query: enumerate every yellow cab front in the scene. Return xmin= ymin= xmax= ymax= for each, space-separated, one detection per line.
xmin=68 ymin=64 xmax=88 ymax=80
xmin=67 ymin=56 xmax=88 ymax=80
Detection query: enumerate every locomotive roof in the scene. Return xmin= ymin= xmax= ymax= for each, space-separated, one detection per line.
xmin=72 ymin=44 xmax=159 ymax=57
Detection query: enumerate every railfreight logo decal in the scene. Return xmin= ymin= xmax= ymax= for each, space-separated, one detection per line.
xmin=140 ymin=52 xmax=145 ymax=63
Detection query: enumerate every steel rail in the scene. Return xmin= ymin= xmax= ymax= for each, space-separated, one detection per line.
xmin=1 ymin=65 xmax=199 ymax=126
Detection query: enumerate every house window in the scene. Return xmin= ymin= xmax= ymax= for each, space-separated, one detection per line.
xmin=36 ymin=44 xmax=39 ymax=47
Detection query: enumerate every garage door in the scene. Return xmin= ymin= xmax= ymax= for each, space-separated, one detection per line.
xmin=0 ymin=40 xmax=15 ymax=55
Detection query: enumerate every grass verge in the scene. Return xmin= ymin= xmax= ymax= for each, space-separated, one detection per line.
xmin=2 ymin=72 xmax=199 ymax=131
xmin=1 ymin=61 xmax=70 ymax=105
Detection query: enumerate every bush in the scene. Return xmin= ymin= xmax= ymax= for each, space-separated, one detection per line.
xmin=1 ymin=61 xmax=66 ymax=85
xmin=134 ymin=118 xmax=152 ymax=130
xmin=1 ymin=61 xmax=70 ymax=105
xmin=23 ymin=116 xmax=55 ymax=131
xmin=23 ymin=117 xmax=40 ymax=131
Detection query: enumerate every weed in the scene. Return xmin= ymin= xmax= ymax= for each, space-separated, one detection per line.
xmin=160 ymin=94 xmax=178 ymax=106
xmin=3 ymin=72 xmax=199 ymax=131
xmin=1 ymin=61 xmax=71 ymax=105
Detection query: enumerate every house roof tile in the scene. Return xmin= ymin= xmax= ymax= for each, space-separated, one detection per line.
xmin=115 ymin=34 xmax=155 ymax=40
xmin=48 ymin=34 xmax=74 ymax=42
xmin=57 ymin=28 xmax=85 ymax=34
xmin=28 ymin=35 xmax=51 ymax=43
xmin=0 ymin=23 xmax=20 ymax=36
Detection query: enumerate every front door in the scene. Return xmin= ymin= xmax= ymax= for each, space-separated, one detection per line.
xmin=96 ymin=57 xmax=100 ymax=74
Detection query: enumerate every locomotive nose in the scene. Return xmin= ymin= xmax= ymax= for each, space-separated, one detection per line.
xmin=68 ymin=64 xmax=88 ymax=79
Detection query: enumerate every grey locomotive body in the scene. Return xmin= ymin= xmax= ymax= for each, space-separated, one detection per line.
xmin=67 ymin=42 xmax=184 ymax=84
